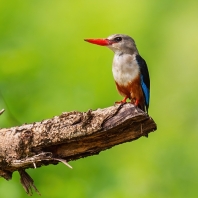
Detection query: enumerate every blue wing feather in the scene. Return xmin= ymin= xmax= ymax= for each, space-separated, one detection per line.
xmin=136 ymin=55 xmax=150 ymax=112
xmin=141 ymin=75 xmax=150 ymax=106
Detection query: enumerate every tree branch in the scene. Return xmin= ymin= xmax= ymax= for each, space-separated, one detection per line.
xmin=0 ymin=104 xmax=157 ymax=195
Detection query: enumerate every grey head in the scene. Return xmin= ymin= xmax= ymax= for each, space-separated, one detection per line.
xmin=107 ymin=34 xmax=139 ymax=55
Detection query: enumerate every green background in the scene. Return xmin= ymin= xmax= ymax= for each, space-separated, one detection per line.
xmin=0 ymin=0 xmax=198 ymax=197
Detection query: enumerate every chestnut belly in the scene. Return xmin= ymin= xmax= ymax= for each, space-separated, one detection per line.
xmin=115 ymin=78 xmax=144 ymax=104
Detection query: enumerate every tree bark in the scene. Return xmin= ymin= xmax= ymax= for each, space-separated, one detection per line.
xmin=0 ymin=104 xmax=157 ymax=195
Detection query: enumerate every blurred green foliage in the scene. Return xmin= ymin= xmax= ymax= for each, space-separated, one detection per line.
xmin=0 ymin=0 xmax=198 ymax=197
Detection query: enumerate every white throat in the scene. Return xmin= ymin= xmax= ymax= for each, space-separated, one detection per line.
xmin=112 ymin=53 xmax=139 ymax=86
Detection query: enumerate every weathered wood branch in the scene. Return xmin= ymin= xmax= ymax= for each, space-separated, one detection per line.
xmin=0 ymin=104 xmax=157 ymax=195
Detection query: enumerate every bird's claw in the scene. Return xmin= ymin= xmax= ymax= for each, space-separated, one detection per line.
xmin=115 ymin=96 xmax=128 ymax=104
xmin=114 ymin=101 xmax=127 ymax=105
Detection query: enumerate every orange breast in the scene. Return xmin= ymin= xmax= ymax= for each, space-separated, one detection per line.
xmin=115 ymin=76 xmax=144 ymax=106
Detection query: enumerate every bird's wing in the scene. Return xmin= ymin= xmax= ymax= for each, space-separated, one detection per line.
xmin=135 ymin=55 xmax=150 ymax=111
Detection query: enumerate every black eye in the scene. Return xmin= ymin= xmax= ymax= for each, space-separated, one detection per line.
xmin=114 ymin=37 xmax=122 ymax=42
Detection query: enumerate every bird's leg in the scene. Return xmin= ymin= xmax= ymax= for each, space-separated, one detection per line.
xmin=131 ymin=98 xmax=140 ymax=112
xmin=130 ymin=98 xmax=136 ymax=105
xmin=115 ymin=96 xmax=128 ymax=104
xmin=134 ymin=99 xmax=139 ymax=106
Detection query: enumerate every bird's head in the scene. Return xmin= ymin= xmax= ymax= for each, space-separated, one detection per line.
xmin=84 ymin=34 xmax=138 ymax=55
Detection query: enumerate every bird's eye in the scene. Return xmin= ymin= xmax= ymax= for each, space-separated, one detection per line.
xmin=114 ymin=37 xmax=122 ymax=42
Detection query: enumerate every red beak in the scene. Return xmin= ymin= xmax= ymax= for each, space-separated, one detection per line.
xmin=84 ymin=38 xmax=110 ymax=46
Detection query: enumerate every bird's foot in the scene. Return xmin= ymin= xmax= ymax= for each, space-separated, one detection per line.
xmin=130 ymin=99 xmax=139 ymax=106
xmin=115 ymin=96 xmax=128 ymax=104
xmin=115 ymin=100 xmax=126 ymax=104
xmin=130 ymin=99 xmax=139 ymax=112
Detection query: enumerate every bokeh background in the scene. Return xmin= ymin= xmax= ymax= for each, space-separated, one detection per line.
xmin=0 ymin=0 xmax=198 ymax=197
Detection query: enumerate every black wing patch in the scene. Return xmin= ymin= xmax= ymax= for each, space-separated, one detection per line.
xmin=136 ymin=54 xmax=150 ymax=111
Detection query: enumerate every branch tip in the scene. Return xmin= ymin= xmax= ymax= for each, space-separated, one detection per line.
xmin=0 ymin=109 xmax=5 ymax=115
xmin=53 ymin=158 xmax=73 ymax=169
xmin=33 ymin=162 xmax=37 ymax=169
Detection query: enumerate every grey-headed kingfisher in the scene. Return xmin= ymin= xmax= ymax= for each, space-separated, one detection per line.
xmin=84 ymin=34 xmax=150 ymax=113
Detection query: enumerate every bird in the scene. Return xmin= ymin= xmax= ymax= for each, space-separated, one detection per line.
xmin=84 ymin=34 xmax=150 ymax=113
